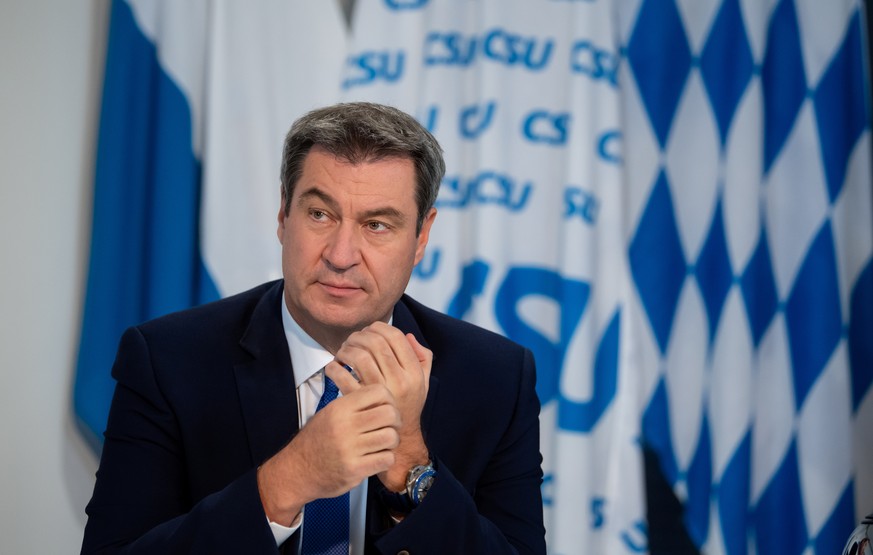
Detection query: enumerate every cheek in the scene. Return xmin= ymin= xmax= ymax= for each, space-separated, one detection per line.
xmin=290 ymin=243 xmax=319 ymax=268
xmin=283 ymin=224 xmax=321 ymax=260
xmin=372 ymin=246 xmax=417 ymax=284
xmin=282 ymin=237 xmax=317 ymax=278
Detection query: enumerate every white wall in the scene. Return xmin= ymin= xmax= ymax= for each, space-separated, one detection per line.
xmin=0 ymin=1 xmax=109 ymax=552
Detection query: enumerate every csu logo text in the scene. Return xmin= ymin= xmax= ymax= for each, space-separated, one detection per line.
xmin=421 ymin=103 xmax=620 ymax=157
xmin=343 ymin=51 xmax=405 ymax=88
xmin=425 ymin=28 xmax=554 ymax=71
xmin=437 ymin=171 xmax=532 ymax=212
xmin=429 ymin=259 xmax=620 ymax=435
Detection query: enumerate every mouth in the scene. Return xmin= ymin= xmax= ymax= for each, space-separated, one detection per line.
xmin=317 ymin=281 xmax=364 ymax=297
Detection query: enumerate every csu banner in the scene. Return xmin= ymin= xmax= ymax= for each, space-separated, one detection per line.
xmin=341 ymin=0 xmax=644 ymax=553
xmin=76 ymin=0 xmax=872 ymax=554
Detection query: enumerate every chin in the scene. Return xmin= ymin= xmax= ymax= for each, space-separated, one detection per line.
xmin=312 ymin=308 xmax=369 ymax=330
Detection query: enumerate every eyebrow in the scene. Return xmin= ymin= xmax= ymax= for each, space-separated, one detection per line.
xmin=297 ymin=187 xmax=339 ymax=212
xmin=296 ymin=186 xmax=409 ymax=225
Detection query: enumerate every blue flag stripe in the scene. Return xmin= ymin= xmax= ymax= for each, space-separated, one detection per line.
xmin=74 ymin=0 xmax=219 ymax=446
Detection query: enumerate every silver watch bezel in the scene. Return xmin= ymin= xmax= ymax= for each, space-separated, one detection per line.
xmin=405 ymin=461 xmax=436 ymax=505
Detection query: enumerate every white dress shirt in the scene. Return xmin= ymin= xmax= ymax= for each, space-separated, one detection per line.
xmin=267 ymin=295 xmax=368 ymax=554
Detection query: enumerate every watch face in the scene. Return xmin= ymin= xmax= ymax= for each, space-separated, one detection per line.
xmin=419 ymin=475 xmax=434 ymax=497
xmin=409 ymin=466 xmax=436 ymax=505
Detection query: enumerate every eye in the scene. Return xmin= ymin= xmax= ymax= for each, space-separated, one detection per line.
xmin=367 ymin=221 xmax=389 ymax=232
xmin=309 ymin=209 xmax=328 ymax=221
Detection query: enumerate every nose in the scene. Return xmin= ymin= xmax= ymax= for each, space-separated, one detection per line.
xmin=322 ymin=221 xmax=362 ymax=271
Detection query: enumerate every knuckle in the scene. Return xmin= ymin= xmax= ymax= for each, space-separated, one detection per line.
xmin=384 ymin=451 xmax=396 ymax=467
xmin=380 ymin=427 xmax=399 ymax=447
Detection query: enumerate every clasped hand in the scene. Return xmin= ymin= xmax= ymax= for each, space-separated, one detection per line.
xmin=257 ymin=323 xmax=432 ymax=526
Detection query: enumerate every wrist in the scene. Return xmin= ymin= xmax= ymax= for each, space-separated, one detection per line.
xmin=381 ymin=436 xmax=429 ymax=492
xmin=257 ymin=461 xmax=304 ymax=527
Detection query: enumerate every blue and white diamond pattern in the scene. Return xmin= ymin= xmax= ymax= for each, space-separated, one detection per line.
xmin=623 ymin=0 xmax=872 ymax=553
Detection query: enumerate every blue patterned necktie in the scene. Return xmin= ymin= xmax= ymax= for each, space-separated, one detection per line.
xmin=301 ymin=374 xmax=349 ymax=555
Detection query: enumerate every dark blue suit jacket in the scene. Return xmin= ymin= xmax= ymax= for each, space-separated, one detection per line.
xmin=82 ymin=280 xmax=545 ymax=554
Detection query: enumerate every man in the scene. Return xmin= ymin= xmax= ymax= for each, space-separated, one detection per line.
xmin=82 ymin=102 xmax=545 ymax=554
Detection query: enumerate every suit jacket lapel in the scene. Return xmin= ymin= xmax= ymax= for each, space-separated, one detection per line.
xmin=233 ymin=281 xmax=300 ymax=466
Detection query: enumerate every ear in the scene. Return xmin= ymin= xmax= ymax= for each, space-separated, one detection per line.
xmin=413 ymin=208 xmax=437 ymax=265
xmin=276 ymin=190 xmax=287 ymax=245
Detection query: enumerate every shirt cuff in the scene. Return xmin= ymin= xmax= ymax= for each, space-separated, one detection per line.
xmin=268 ymin=512 xmax=302 ymax=546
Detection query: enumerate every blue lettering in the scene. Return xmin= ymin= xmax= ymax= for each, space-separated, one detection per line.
xmin=483 ymin=28 xmax=553 ymax=70
xmin=342 ymin=51 xmax=405 ymax=89
xmin=342 ymin=54 xmax=376 ymax=89
xmin=494 ymin=267 xmax=589 ymax=407
xmin=570 ymin=40 xmax=619 ymax=87
xmin=557 ymin=311 xmax=620 ymax=433
xmin=523 ymin=110 xmax=570 ymax=145
xmin=541 ymin=474 xmax=555 ymax=506
xmin=460 ymin=101 xmax=497 ymax=139
xmin=447 ymin=260 xmax=490 ymax=319
xmin=620 ymin=521 xmax=649 ymax=553
xmin=424 ymin=28 xmax=553 ymax=70
xmin=563 ymin=186 xmax=600 ymax=224
xmin=436 ymin=171 xmax=532 ymax=212
xmin=384 ymin=0 xmax=428 ymax=9
xmin=597 ymin=130 xmax=622 ymax=164
xmin=435 ymin=176 xmax=470 ymax=209
xmin=472 ymin=171 xmax=532 ymax=211
xmin=420 ymin=105 xmax=439 ymax=133
xmin=424 ymin=32 xmax=476 ymax=67
xmin=413 ymin=249 xmax=441 ymax=280
xmin=483 ymin=28 xmax=513 ymax=64
xmin=447 ymin=263 xmax=621 ymax=433
xmin=592 ymin=497 xmax=606 ymax=529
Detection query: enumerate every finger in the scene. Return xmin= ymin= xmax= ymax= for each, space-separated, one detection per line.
xmin=405 ymin=333 xmax=432 ymax=381
xmin=355 ymin=324 xmax=419 ymax=381
xmin=354 ymin=398 xmax=401 ymax=433
xmin=356 ymin=425 xmax=400 ymax=454
xmin=339 ymin=383 xmax=397 ymax=415
xmin=334 ymin=343 xmax=385 ymax=386
xmin=341 ymin=363 xmax=361 ymax=383
xmin=325 ymin=360 xmax=362 ymax=395
xmin=372 ymin=323 xmax=420 ymax=369
xmin=355 ymin=450 xmax=395 ymax=478
xmin=336 ymin=325 xmax=408 ymax=384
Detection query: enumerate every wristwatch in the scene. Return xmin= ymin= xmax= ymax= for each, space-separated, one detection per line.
xmin=405 ymin=461 xmax=436 ymax=505
xmin=378 ymin=459 xmax=437 ymax=517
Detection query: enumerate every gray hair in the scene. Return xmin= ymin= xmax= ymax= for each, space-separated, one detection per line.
xmin=280 ymin=102 xmax=445 ymax=234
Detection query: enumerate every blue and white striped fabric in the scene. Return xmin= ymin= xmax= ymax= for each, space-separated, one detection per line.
xmin=75 ymin=1 xmax=872 ymax=553
xmin=73 ymin=0 xmax=346 ymax=446
xmin=621 ymin=0 xmax=873 ymax=553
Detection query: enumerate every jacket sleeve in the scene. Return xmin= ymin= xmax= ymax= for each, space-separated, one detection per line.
xmin=81 ymin=326 xmax=281 ymax=554
xmin=371 ymin=347 xmax=546 ymax=555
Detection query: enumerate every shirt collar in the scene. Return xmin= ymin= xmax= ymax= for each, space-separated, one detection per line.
xmin=280 ymin=294 xmax=395 ymax=389
xmin=280 ymin=295 xmax=334 ymax=389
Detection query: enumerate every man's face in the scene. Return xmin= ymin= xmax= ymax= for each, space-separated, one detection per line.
xmin=277 ymin=146 xmax=436 ymax=352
